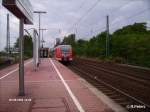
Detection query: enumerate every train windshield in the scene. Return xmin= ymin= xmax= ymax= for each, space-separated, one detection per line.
xmin=61 ymin=46 xmax=70 ymax=53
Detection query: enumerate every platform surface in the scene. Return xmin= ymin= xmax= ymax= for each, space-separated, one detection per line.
xmin=0 ymin=58 xmax=113 ymax=112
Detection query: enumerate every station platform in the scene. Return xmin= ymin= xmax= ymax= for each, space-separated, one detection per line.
xmin=0 ymin=58 xmax=115 ymax=112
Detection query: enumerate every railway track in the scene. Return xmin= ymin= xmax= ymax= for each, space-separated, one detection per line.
xmin=68 ymin=58 xmax=150 ymax=112
xmin=77 ymin=58 xmax=150 ymax=81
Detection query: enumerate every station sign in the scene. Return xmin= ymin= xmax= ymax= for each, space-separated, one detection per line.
xmin=2 ymin=0 xmax=33 ymax=24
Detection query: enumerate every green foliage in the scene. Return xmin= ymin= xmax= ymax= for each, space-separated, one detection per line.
xmin=111 ymin=34 xmax=150 ymax=66
xmin=62 ymin=23 xmax=150 ymax=67
xmin=75 ymin=39 xmax=87 ymax=56
xmin=62 ymin=34 xmax=76 ymax=47
xmin=113 ymin=23 xmax=148 ymax=35
xmin=14 ymin=35 xmax=33 ymax=57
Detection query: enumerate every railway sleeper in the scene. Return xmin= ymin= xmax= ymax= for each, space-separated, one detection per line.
xmin=109 ymin=94 xmax=123 ymax=99
xmin=118 ymin=101 xmax=133 ymax=106
xmin=104 ymin=92 xmax=116 ymax=96
xmin=99 ymin=89 xmax=112 ymax=93
xmin=113 ymin=98 xmax=128 ymax=102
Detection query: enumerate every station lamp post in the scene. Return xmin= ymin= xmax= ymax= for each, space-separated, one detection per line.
xmin=33 ymin=11 xmax=47 ymax=63
xmin=40 ymin=28 xmax=47 ymax=48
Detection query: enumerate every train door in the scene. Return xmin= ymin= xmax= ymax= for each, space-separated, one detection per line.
xmin=40 ymin=48 xmax=49 ymax=58
xmin=44 ymin=50 xmax=48 ymax=58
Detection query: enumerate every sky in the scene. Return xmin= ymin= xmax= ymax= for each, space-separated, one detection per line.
xmin=0 ymin=0 xmax=150 ymax=51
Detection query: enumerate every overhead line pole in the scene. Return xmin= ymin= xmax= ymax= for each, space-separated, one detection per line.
xmin=75 ymin=28 xmax=77 ymax=38
xmin=41 ymin=28 xmax=43 ymax=48
xmin=106 ymin=15 xmax=110 ymax=57
xmin=34 ymin=11 xmax=47 ymax=63
xmin=6 ymin=13 xmax=10 ymax=57
xmin=40 ymin=28 xmax=47 ymax=48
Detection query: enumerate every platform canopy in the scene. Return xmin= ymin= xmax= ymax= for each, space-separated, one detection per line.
xmin=2 ymin=0 xmax=33 ymax=24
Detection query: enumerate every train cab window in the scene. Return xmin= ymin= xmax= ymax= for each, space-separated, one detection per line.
xmin=61 ymin=46 xmax=70 ymax=53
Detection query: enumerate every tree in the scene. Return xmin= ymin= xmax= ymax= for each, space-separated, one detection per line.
xmin=75 ymin=39 xmax=88 ymax=55
xmin=111 ymin=23 xmax=150 ymax=66
xmin=62 ymin=34 xmax=76 ymax=47
xmin=62 ymin=23 xmax=150 ymax=67
xmin=14 ymin=35 xmax=33 ymax=57
xmin=113 ymin=23 xmax=148 ymax=36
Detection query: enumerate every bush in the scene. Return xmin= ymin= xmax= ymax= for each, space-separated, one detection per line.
xmin=112 ymin=57 xmax=126 ymax=64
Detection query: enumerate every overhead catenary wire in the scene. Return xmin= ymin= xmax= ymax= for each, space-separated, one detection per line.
xmin=92 ymin=0 xmax=138 ymax=34
xmin=98 ymin=8 xmax=150 ymax=36
xmin=78 ymin=0 xmax=87 ymax=10
xmin=91 ymin=0 xmax=133 ymax=28
xmin=68 ymin=0 xmax=102 ymax=32
xmin=70 ymin=0 xmax=136 ymax=37
xmin=110 ymin=0 xmax=140 ymax=17
xmin=111 ymin=7 xmax=150 ymax=29
xmin=93 ymin=1 xmax=150 ymax=35
xmin=93 ymin=7 xmax=150 ymax=35
xmin=68 ymin=0 xmax=149 ymax=38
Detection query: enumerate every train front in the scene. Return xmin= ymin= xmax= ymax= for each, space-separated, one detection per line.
xmin=55 ymin=45 xmax=73 ymax=62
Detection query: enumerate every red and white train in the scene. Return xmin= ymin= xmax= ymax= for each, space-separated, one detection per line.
xmin=54 ymin=45 xmax=73 ymax=62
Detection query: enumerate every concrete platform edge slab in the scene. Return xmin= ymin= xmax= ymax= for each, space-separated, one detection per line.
xmin=79 ymin=78 xmax=128 ymax=112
